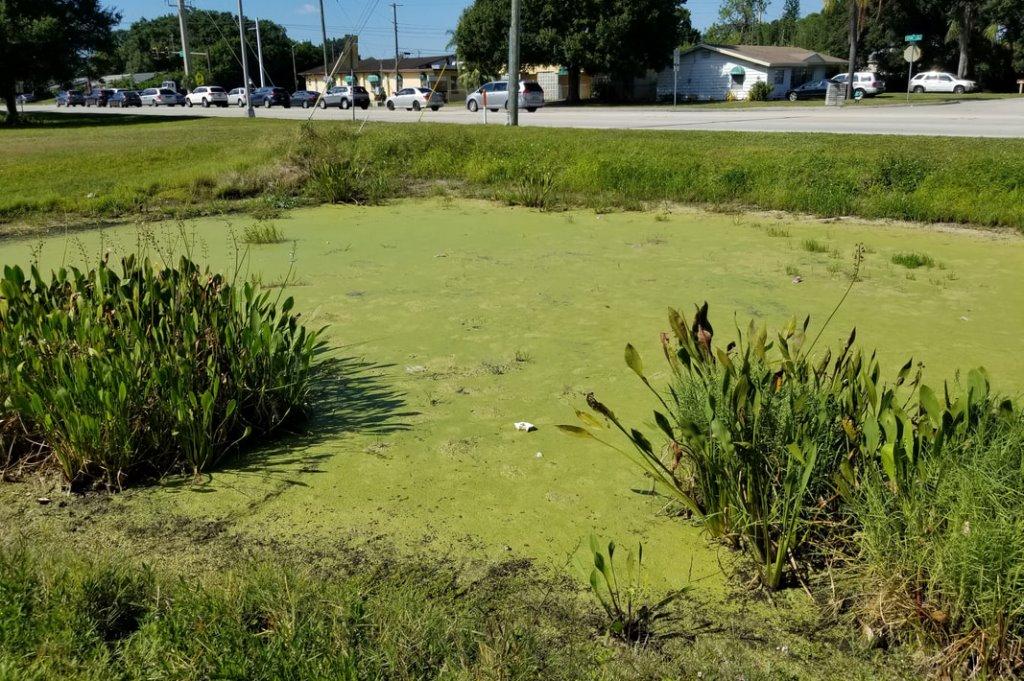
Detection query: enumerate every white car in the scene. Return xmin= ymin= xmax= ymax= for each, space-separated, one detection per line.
xmin=909 ymin=71 xmax=977 ymax=94
xmin=186 ymin=86 xmax=229 ymax=108
xmin=227 ymin=87 xmax=249 ymax=107
xmin=830 ymin=72 xmax=885 ymax=99
xmin=466 ymin=80 xmax=545 ymax=112
xmin=385 ymin=87 xmax=445 ymax=111
xmin=139 ymin=87 xmax=182 ymax=107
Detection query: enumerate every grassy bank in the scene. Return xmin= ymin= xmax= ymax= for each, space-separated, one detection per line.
xmin=3 ymin=113 xmax=1024 ymax=232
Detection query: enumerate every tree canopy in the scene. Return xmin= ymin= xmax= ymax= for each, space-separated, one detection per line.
xmin=1 ymin=0 xmax=119 ymax=123
xmin=453 ymin=0 xmax=696 ymax=102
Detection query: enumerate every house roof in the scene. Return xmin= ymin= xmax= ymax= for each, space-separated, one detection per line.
xmin=682 ymin=43 xmax=847 ymax=67
xmin=300 ymin=54 xmax=456 ymax=76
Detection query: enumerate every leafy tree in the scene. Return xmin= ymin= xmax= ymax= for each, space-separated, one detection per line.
xmin=454 ymin=0 xmax=693 ymax=103
xmin=780 ymin=0 xmax=801 ymax=44
xmin=708 ymin=0 xmax=769 ymax=44
xmin=1 ymin=0 xmax=119 ymax=124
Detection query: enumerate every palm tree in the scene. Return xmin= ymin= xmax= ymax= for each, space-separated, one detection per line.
xmin=823 ymin=0 xmax=883 ymax=101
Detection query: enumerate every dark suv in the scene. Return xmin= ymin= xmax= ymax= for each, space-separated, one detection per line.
xmin=56 ymin=90 xmax=85 ymax=107
xmin=109 ymin=90 xmax=142 ymax=107
xmin=250 ymin=87 xmax=291 ymax=108
xmin=84 ymin=89 xmax=115 ymax=107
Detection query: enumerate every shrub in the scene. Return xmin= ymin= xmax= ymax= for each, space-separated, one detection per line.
xmin=891 ymin=251 xmax=936 ymax=269
xmin=587 ymin=536 xmax=685 ymax=645
xmin=0 ymin=256 xmax=325 ymax=488
xmin=242 ymin=220 xmax=286 ymax=244
xmin=748 ymin=81 xmax=774 ymax=102
xmin=801 ymin=238 xmax=831 ymax=254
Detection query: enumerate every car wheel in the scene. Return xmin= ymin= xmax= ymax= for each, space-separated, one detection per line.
xmin=412 ymin=101 xmax=421 ymax=111
xmin=430 ymin=105 xmax=439 ymax=111
xmin=913 ymin=85 xmax=925 ymax=94
xmin=186 ymin=99 xmax=193 ymax=107
xmin=788 ymin=92 xmax=799 ymax=102
xmin=489 ymin=108 xmax=498 ymax=113
xmin=467 ymin=99 xmax=479 ymax=112
xmin=238 ymin=100 xmax=245 ymax=107
xmin=853 ymin=88 xmax=866 ymax=100
xmin=203 ymin=98 xmax=210 ymax=108
xmin=360 ymin=103 xmax=369 ymax=110
xmin=150 ymin=100 xmax=156 ymax=107
xmin=341 ymin=98 xmax=350 ymax=110
xmin=318 ymin=98 xmax=326 ymax=109
xmin=386 ymin=101 xmax=395 ymax=110
xmin=265 ymin=99 xmax=272 ymax=109
xmin=301 ymin=100 xmax=308 ymax=109
xmin=954 ymin=85 xmax=965 ymax=95
xmin=526 ymin=107 xmax=537 ymax=112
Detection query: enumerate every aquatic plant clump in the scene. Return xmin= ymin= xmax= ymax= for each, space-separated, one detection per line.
xmin=0 ymin=255 xmax=325 ymax=488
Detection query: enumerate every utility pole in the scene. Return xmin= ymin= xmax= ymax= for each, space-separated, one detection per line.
xmin=176 ymin=0 xmax=193 ymax=89
xmin=291 ymin=43 xmax=298 ymax=91
xmin=254 ymin=19 xmax=266 ymax=88
xmin=237 ymin=0 xmax=254 ymax=118
xmin=391 ymin=3 xmax=402 ymax=94
xmin=507 ymin=0 xmax=520 ymax=125
xmin=318 ymin=0 xmax=330 ymax=90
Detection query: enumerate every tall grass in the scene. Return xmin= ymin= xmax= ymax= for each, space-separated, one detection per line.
xmin=5 ymin=115 xmax=1024 ymax=232
xmin=852 ymin=413 xmax=1024 ymax=675
xmin=0 ymin=255 xmax=325 ymax=488
xmin=0 ymin=544 xmax=609 ymax=680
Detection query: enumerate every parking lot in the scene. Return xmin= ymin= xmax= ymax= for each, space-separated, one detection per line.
xmin=26 ymin=97 xmax=1024 ymax=138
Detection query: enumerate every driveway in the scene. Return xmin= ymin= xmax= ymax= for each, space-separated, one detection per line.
xmin=25 ymin=97 xmax=1024 ymax=138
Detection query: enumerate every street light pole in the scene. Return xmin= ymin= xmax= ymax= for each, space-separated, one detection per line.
xmin=237 ymin=0 xmax=254 ymax=118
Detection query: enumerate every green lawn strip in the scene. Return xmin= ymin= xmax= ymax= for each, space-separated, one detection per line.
xmin=3 ymin=113 xmax=1024 ymax=233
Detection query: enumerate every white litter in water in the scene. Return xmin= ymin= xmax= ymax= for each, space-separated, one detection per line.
xmin=514 ymin=421 xmax=537 ymax=432
xmin=535 ymin=452 xmax=543 ymax=459
xmin=405 ymin=365 xmax=427 ymax=374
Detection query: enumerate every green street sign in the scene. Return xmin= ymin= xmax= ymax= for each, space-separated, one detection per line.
xmin=905 ymin=34 xmax=923 ymax=42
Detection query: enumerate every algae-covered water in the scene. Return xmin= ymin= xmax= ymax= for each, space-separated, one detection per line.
xmin=4 ymin=198 xmax=1023 ymax=588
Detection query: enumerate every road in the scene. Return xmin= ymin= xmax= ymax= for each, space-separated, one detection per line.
xmin=26 ymin=97 xmax=1024 ymax=138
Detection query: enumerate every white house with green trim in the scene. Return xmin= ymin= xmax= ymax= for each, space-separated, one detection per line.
xmin=657 ymin=43 xmax=847 ymax=101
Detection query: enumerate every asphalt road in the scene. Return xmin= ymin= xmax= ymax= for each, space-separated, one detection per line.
xmin=26 ymin=97 xmax=1024 ymax=138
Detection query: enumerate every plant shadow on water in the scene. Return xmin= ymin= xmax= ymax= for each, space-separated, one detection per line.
xmin=162 ymin=355 xmax=418 ymax=493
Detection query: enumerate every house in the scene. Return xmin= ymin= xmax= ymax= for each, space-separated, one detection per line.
xmin=523 ymin=65 xmax=593 ymax=101
xmin=656 ymin=43 xmax=847 ymax=101
xmin=300 ymin=54 xmax=461 ymax=99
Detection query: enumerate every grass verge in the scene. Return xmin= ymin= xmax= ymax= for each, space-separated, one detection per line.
xmin=3 ymin=113 xmax=1024 ymax=233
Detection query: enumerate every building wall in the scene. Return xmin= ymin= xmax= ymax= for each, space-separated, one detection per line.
xmin=656 ymin=49 xmax=771 ymax=101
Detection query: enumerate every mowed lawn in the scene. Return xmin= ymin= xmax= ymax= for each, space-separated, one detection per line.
xmin=2 ymin=199 xmax=1022 ymax=589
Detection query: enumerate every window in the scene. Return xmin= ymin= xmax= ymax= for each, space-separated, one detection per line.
xmin=494 ymin=82 xmax=508 ymax=92
xmin=939 ymin=75 xmax=953 ymax=82
xmin=773 ymin=69 xmax=785 ymax=85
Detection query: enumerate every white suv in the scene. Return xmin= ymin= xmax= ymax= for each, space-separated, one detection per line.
xmin=185 ymin=86 xmax=229 ymax=108
xmin=830 ymin=72 xmax=886 ymax=99
xmin=909 ymin=71 xmax=977 ymax=94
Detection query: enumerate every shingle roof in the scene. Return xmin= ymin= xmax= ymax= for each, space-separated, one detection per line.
xmin=685 ymin=43 xmax=847 ymax=67
xmin=300 ymin=54 xmax=456 ymax=76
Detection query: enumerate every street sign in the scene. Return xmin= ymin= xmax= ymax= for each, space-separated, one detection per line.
xmin=905 ymin=34 xmax=923 ymax=42
xmin=673 ymin=48 xmax=680 ymax=67
xmin=903 ymin=45 xmax=922 ymax=63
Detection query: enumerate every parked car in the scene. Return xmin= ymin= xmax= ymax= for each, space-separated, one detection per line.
xmin=321 ymin=85 xmax=370 ymax=110
xmin=186 ymin=86 xmax=229 ymax=108
xmin=139 ymin=88 xmax=182 ymax=106
xmin=56 ymin=90 xmax=85 ymax=107
xmin=465 ymin=80 xmax=544 ymax=112
xmin=385 ymin=87 xmax=445 ymax=111
xmin=84 ymin=89 xmax=115 ymax=107
xmin=829 ymin=72 xmax=885 ymax=99
xmin=108 ymin=90 xmax=142 ymax=108
xmin=909 ymin=71 xmax=977 ymax=94
xmin=785 ymin=79 xmax=830 ymax=101
xmin=290 ymin=90 xmax=321 ymax=108
xmin=250 ymin=86 xmax=291 ymax=108
xmin=15 ymin=93 xmax=36 ymax=103
xmin=227 ymin=87 xmax=249 ymax=107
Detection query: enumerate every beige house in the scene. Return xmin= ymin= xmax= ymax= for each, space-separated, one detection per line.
xmin=300 ymin=54 xmax=462 ymax=101
xmin=522 ymin=65 xmax=592 ymax=101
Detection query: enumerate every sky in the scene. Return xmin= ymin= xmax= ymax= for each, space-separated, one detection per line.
xmin=109 ymin=0 xmax=826 ymax=59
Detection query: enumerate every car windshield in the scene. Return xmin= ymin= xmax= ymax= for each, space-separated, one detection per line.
xmin=354 ymin=86 xmax=368 ymax=93
xmin=522 ymin=82 xmax=542 ymax=92
xmin=158 ymin=89 xmax=175 ymax=95
xmin=209 ymin=87 xmax=225 ymax=93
